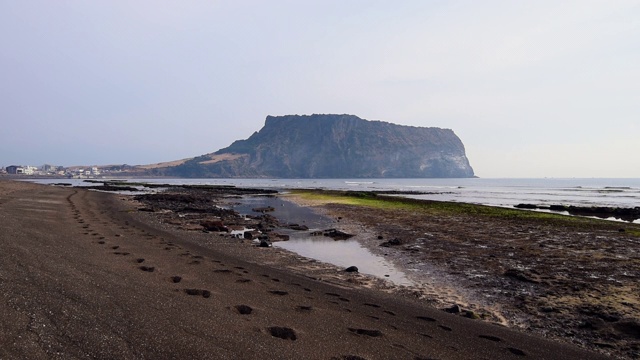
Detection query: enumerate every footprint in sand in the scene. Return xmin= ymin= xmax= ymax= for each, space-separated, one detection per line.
xmin=268 ymin=327 xmax=297 ymax=341
xmin=184 ymin=289 xmax=211 ymax=298
xmin=331 ymin=355 xmax=367 ymax=360
xmin=348 ymin=328 xmax=383 ymax=337
xmin=507 ymin=348 xmax=526 ymax=356
xmin=479 ymin=335 xmax=502 ymax=342
xmin=416 ymin=316 xmax=437 ymax=322
xmin=235 ymin=305 xmax=253 ymax=315
xmin=139 ymin=266 xmax=155 ymax=272
xmin=171 ymin=276 xmax=182 ymax=283
xmin=269 ymin=290 xmax=288 ymax=296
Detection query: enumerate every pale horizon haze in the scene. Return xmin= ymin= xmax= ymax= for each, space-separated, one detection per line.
xmin=1 ymin=1 xmax=639 ymax=178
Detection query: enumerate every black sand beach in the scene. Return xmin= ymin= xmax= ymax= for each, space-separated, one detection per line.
xmin=0 ymin=180 xmax=618 ymax=359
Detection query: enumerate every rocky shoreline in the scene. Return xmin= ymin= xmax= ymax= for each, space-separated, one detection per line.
xmin=514 ymin=203 xmax=640 ymax=223
xmin=122 ymin=184 xmax=640 ymax=359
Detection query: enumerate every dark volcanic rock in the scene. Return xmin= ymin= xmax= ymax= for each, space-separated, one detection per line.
xmin=504 ymin=268 xmax=541 ymax=283
xmin=162 ymin=114 xmax=474 ymax=178
xmin=322 ymin=229 xmax=354 ymax=240
xmin=514 ymin=203 xmax=640 ymax=222
xmin=444 ymin=304 xmax=463 ymax=314
xmin=200 ymin=220 xmax=229 ymax=232
xmin=258 ymin=240 xmax=271 ymax=248
xmin=380 ymin=238 xmax=402 ymax=247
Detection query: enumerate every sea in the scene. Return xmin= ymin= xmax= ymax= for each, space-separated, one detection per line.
xmin=33 ymin=177 xmax=639 ymax=207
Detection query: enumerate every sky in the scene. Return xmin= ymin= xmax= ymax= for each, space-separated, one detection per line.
xmin=1 ymin=0 xmax=639 ymax=178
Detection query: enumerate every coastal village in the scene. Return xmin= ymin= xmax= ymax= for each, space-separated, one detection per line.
xmin=0 ymin=164 xmax=133 ymax=178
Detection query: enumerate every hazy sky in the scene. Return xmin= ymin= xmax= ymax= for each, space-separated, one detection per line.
xmin=1 ymin=1 xmax=639 ymax=178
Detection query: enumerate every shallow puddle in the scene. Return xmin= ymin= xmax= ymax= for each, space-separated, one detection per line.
xmin=275 ymin=237 xmax=413 ymax=286
xmin=233 ymin=196 xmax=413 ymax=286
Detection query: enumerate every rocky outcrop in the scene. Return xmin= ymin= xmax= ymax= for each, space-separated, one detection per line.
xmin=165 ymin=114 xmax=474 ymax=178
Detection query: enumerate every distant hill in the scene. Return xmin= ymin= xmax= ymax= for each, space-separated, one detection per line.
xmin=149 ymin=114 xmax=474 ymax=178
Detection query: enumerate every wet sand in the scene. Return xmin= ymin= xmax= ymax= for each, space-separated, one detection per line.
xmin=0 ymin=180 xmax=610 ymax=359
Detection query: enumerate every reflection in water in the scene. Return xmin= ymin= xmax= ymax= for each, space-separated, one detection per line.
xmin=275 ymin=236 xmax=413 ymax=286
xmin=234 ymin=196 xmax=413 ymax=286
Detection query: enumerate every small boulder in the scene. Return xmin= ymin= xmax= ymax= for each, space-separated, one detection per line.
xmin=200 ymin=220 xmax=229 ymax=232
xmin=323 ymin=229 xmax=354 ymax=240
xmin=344 ymin=266 xmax=359 ymax=273
xmin=444 ymin=304 xmax=462 ymax=314
xmin=380 ymin=238 xmax=402 ymax=247
xmin=252 ymin=206 xmax=275 ymax=213
xmin=259 ymin=240 xmax=271 ymax=248
xmin=288 ymin=224 xmax=309 ymax=231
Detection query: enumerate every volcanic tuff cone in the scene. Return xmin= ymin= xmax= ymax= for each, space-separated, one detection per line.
xmin=163 ymin=114 xmax=475 ymax=178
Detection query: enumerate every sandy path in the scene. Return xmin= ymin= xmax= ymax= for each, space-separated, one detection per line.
xmin=0 ymin=181 xmax=606 ymax=359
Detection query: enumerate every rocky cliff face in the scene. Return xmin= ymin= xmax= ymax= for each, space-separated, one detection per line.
xmin=166 ymin=114 xmax=474 ymax=178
